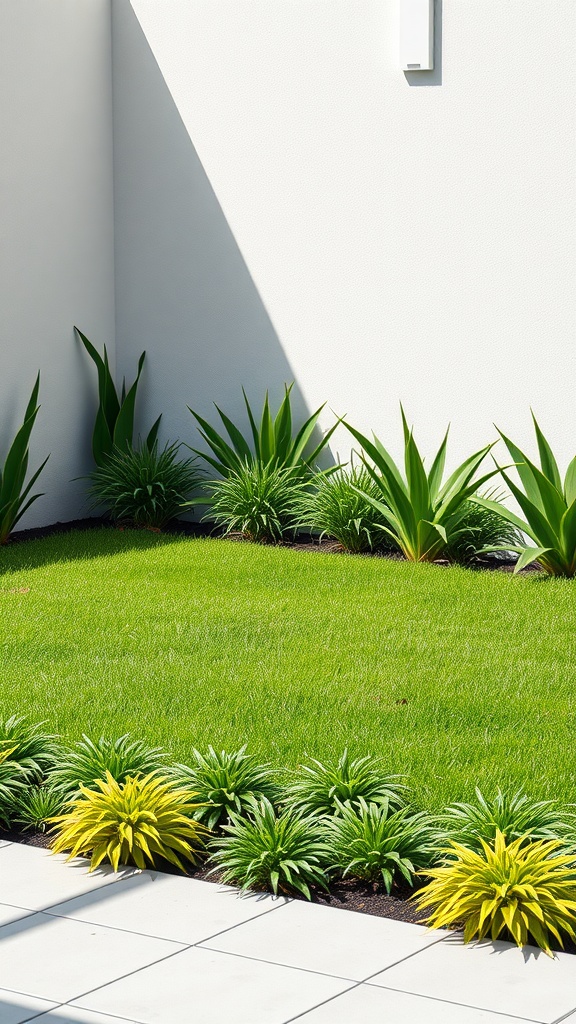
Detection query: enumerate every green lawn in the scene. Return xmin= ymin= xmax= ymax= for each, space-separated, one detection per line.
xmin=1 ymin=528 xmax=575 ymax=811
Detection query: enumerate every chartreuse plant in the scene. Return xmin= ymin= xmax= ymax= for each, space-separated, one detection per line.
xmin=415 ymin=831 xmax=576 ymax=956
xmin=443 ymin=788 xmax=576 ymax=854
xmin=51 ymin=771 xmax=207 ymax=872
xmin=0 ymin=374 xmax=49 ymax=544
xmin=50 ymin=734 xmax=169 ymax=795
xmin=173 ymin=746 xmax=278 ymax=829
xmin=474 ymin=415 xmax=576 ymax=576
xmin=206 ymin=461 xmax=304 ymax=543
xmin=189 ymin=383 xmax=338 ymax=479
xmin=89 ymin=441 xmax=202 ymax=528
xmin=345 ymin=408 xmax=499 ymax=562
xmin=325 ymin=799 xmax=441 ymax=892
xmin=301 ymin=465 xmax=397 ymax=554
xmin=0 ymin=715 xmax=60 ymax=780
xmin=76 ymin=327 xmax=160 ymax=467
xmin=285 ymin=750 xmax=406 ymax=817
xmin=210 ymin=797 xmax=330 ymax=898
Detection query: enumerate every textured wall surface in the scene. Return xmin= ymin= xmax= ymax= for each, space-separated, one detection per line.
xmin=0 ymin=0 xmax=115 ymax=528
xmin=119 ymin=0 xmax=576 ymax=475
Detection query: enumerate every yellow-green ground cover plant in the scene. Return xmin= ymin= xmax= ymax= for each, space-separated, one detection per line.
xmin=415 ymin=830 xmax=576 ymax=956
xmin=51 ymin=771 xmax=207 ymax=872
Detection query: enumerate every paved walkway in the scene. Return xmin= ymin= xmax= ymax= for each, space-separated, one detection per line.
xmin=0 ymin=841 xmax=575 ymax=1023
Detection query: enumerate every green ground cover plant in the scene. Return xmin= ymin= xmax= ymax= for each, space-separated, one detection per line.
xmin=300 ymin=466 xmax=397 ymax=554
xmin=209 ymin=796 xmax=330 ymax=898
xmin=51 ymin=734 xmax=170 ymax=795
xmin=285 ymin=750 xmax=406 ymax=816
xmin=172 ymin=746 xmax=278 ymax=829
xmin=2 ymin=529 xmax=576 ymax=810
xmin=324 ymin=798 xmax=440 ymax=891
xmin=443 ymin=788 xmax=576 ymax=853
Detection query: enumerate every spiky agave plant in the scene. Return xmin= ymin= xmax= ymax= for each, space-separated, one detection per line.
xmin=50 ymin=734 xmax=170 ymax=795
xmin=172 ymin=746 xmax=279 ymax=829
xmin=415 ymin=830 xmax=576 ymax=956
xmin=324 ymin=798 xmax=442 ymax=892
xmin=0 ymin=374 xmax=49 ymax=544
xmin=209 ymin=796 xmax=330 ymax=898
xmin=443 ymin=788 xmax=576 ymax=854
xmin=51 ymin=771 xmax=208 ymax=872
xmin=189 ymin=383 xmax=338 ymax=480
xmin=285 ymin=750 xmax=406 ymax=817
xmin=474 ymin=414 xmax=576 ymax=576
xmin=345 ymin=407 xmax=499 ymax=562
xmin=89 ymin=441 xmax=203 ymax=528
xmin=76 ymin=327 xmax=161 ymax=467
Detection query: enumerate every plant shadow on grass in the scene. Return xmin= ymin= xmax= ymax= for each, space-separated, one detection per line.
xmin=0 ymin=522 xmax=200 ymax=577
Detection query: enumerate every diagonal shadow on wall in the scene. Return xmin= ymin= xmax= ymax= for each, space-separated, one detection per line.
xmin=112 ymin=1 xmax=332 ymax=476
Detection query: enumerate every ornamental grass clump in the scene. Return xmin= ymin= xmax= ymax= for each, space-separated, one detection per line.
xmin=51 ymin=771 xmax=207 ymax=872
xmin=172 ymin=746 xmax=278 ymax=829
xmin=415 ymin=830 xmax=576 ymax=956
xmin=474 ymin=414 xmax=576 ymax=576
xmin=445 ymin=495 xmax=521 ymax=565
xmin=285 ymin=750 xmax=406 ymax=817
xmin=443 ymin=788 xmax=576 ymax=854
xmin=206 ymin=461 xmax=304 ymax=543
xmin=345 ymin=407 xmax=499 ymax=562
xmin=324 ymin=798 xmax=442 ymax=892
xmin=0 ymin=748 xmax=28 ymax=827
xmin=0 ymin=715 xmax=60 ymax=780
xmin=301 ymin=466 xmax=397 ymax=554
xmin=15 ymin=783 xmax=68 ymax=832
xmin=89 ymin=441 xmax=203 ymax=529
xmin=189 ymin=383 xmax=337 ymax=479
xmin=51 ymin=734 xmax=170 ymax=796
xmin=209 ymin=796 xmax=330 ymax=898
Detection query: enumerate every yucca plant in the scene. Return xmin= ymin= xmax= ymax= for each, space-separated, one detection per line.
xmin=15 ymin=783 xmax=69 ymax=832
xmin=300 ymin=466 xmax=398 ymax=554
xmin=445 ymin=494 xmax=522 ymax=565
xmin=89 ymin=441 xmax=203 ymax=528
xmin=0 ymin=715 xmax=60 ymax=780
xmin=172 ymin=746 xmax=278 ymax=829
xmin=285 ymin=750 xmax=406 ymax=817
xmin=76 ymin=327 xmax=161 ymax=468
xmin=325 ymin=799 xmax=441 ymax=892
xmin=474 ymin=414 xmax=576 ymax=576
xmin=51 ymin=771 xmax=207 ymax=872
xmin=205 ymin=461 xmax=304 ymax=543
xmin=189 ymin=384 xmax=338 ymax=479
xmin=345 ymin=408 xmax=499 ymax=563
xmin=415 ymin=830 xmax=576 ymax=956
xmin=209 ymin=796 xmax=330 ymax=898
xmin=0 ymin=374 xmax=49 ymax=544
xmin=50 ymin=734 xmax=170 ymax=795
xmin=443 ymin=788 xmax=576 ymax=854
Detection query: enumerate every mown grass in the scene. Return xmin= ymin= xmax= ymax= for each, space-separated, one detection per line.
xmin=1 ymin=528 xmax=575 ymax=811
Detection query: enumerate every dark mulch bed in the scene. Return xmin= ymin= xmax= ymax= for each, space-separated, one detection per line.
xmin=1 ymin=826 xmax=427 ymax=925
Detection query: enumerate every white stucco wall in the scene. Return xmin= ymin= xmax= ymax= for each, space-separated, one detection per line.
xmin=0 ymin=0 xmax=115 ymax=528
xmin=117 ymin=0 xmax=576 ymax=475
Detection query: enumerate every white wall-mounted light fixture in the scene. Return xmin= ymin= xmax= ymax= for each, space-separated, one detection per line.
xmin=400 ymin=0 xmax=434 ymax=71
